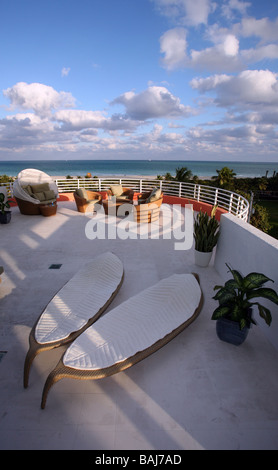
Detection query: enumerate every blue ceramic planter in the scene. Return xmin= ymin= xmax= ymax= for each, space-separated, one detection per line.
xmin=216 ymin=317 xmax=250 ymax=346
xmin=0 ymin=211 xmax=11 ymax=224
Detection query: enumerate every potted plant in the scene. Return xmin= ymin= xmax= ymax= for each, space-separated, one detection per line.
xmin=193 ymin=206 xmax=220 ymax=267
xmin=0 ymin=192 xmax=13 ymax=224
xmin=212 ymin=264 xmax=278 ymax=345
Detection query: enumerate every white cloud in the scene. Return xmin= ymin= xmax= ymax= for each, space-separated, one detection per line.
xmin=3 ymin=82 xmax=75 ymax=117
xmin=1 ymin=82 xmax=196 ymax=155
xmin=160 ymin=28 xmax=187 ymax=69
xmin=54 ymin=109 xmax=142 ymax=133
xmin=191 ymin=69 xmax=278 ymax=108
xmin=221 ymin=0 xmax=251 ymax=19
xmin=222 ymin=34 xmax=239 ymax=56
xmin=188 ymin=67 xmax=278 ymax=158
xmin=156 ymin=0 xmax=278 ymax=74
xmin=186 ymin=121 xmax=278 ymax=156
xmin=190 ymin=34 xmax=241 ymax=72
xmin=160 ymin=22 xmax=278 ymax=72
xmin=152 ymin=0 xmax=214 ymax=26
xmin=54 ymin=109 xmax=107 ymax=130
xmin=240 ymin=17 xmax=278 ymax=42
xmin=0 ymin=113 xmax=63 ymax=150
xmin=1 ymin=66 xmax=277 ymax=159
xmin=61 ymin=67 xmax=71 ymax=77
xmin=191 ymin=74 xmax=230 ymax=93
xmin=161 ymin=18 xmax=278 ymax=72
xmin=4 ymin=113 xmax=54 ymax=132
xmin=189 ymin=34 xmax=278 ymax=72
xmin=241 ymin=44 xmax=278 ymax=63
xmin=181 ymin=0 xmax=213 ymax=26
xmin=111 ymin=85 xmax=193 ymax=120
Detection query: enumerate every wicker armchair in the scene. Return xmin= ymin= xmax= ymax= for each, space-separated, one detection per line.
xmin=134 ymin=188 xmax=163 ymax=223
xmin=74 ymin=189 xmax=102 ymax=213
xmin=106 ymin=184 xmax=134 ymax=202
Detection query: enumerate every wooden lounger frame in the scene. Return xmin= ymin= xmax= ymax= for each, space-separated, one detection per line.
xmin=41 ymin=273 xmax=203 ymax=409
xmin=24 ymin=272 xmax=124 ymax=389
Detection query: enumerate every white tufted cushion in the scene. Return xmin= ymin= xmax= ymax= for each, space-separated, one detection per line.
xmin=64 ymin=273 xmax=201 ymax=370
xmin=35 ymin=252 xmax=123 ymax=344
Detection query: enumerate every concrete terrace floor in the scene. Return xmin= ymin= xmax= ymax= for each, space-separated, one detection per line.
xmin=0 ymin=200 xmax=278 ymax=450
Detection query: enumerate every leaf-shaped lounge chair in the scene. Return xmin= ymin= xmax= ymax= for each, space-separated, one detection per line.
xmin=24 ymin=252 xmax=124 ymax=388
xmin=41 ymin=273 xmax=203 ymax=408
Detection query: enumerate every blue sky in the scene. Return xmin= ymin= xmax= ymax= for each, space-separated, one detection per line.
xmin=1 ymin=0 xmax=278 ymax=161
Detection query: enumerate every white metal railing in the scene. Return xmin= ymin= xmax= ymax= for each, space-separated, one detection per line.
xmin=54 ymin=177 xmax=249 ymax=220
xmin=1 ymin=177 xmax=250 ymax=220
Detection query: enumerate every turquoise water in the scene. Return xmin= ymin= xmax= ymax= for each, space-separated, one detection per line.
xmin=0 ymin=159 xmax=277 ymax=178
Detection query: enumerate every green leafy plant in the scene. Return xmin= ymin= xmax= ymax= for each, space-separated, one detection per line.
xmin=0 ymin=174 xmax=14 ymax=183
xmin=250 ymin=203 xmax=272 ymax=234
xmin=211 ymin=166 xmax=236 ymax=190
xmin=0 ymin=192 xmax=13 ymax=215
xmin=212 ymin=264 xmax=278 ymax=329
xmin=194 ymin=206 xmax=220 ymax=252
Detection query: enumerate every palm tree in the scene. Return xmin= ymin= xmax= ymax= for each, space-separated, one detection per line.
xmin=163 ymin=172 xmax=175 ymax=181
xmin=212 ymin=166 xmax=236 ymax=189
xmin=175 ymin=167 xmax=193 ymax=182
xmin=162 ymin=166 xmax=197 ymax=182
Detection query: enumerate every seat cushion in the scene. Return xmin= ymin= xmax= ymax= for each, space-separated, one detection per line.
xmin=32 ymin=189 xmax=56 ymax=202
xmin=34 ymin=252 xmax=124 ymax=344
xmin=76 ymin=188 xmax=88 ymax=199
xmin=146 ymin=188 xmax=162 ymax=203
xmin=63 ymin=273 xmax=202 ymax=371
xmin=31 ymin=183 xmax=50 ymax=193
xmin=33 ymin=191 xmax=46 ymax=201
xmin=22 ymin=185 xmax=33 ymax=196
xmin=110 ymin=184 xmax=123 ymax=197
xmin=44 ymin=189 xmax=56 ymax=200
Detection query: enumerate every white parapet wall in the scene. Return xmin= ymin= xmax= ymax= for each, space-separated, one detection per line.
xmin=214 ymin=213 xmax=278 ymax=350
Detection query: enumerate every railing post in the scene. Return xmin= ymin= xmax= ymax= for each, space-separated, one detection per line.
xmin=248 ymin=191 xmax=254 ymax=223
xmin=214 ymin=188 xmax=218 ymax=206
xmin=229 ymin=193 xmax=233 ymax=213
xmin=179 ymin=182 xmax=182 ymax=198
xmin=241 ymin=199 xmax=245 ymax=219
xmin=236 ymin=197 xmax=240 ymax=215
xmin=197 ymin=185 xmax=201 ymax=202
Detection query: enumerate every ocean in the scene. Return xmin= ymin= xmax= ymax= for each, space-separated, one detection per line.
xmin=0 ymin=159 xmax=277 ymax=179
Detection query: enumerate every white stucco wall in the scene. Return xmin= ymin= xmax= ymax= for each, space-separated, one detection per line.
xmin=214 ymin=213 xmax=278 ymax=350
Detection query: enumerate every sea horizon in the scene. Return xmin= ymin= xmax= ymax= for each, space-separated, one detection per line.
xmin=0 ymin=159 xmax=277 ymax=179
